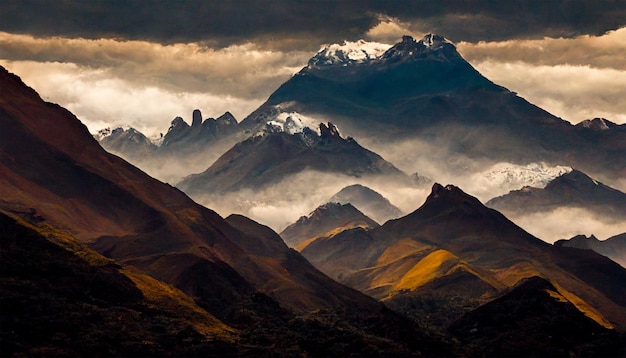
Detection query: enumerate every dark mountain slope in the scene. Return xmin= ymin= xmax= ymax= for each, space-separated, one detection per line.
xmin=0 ymin=211 xmax=238 ymax=356
xmin=449 ymin=277 xmax=624 ymax=357
xmin=555 ymin=233 xmax=626 ymax=268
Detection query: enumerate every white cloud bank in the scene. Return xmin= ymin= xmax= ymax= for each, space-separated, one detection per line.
xmin=0 ymin=32 xmax=310 ymax=136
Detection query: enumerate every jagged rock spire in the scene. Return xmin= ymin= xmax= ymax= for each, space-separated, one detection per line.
xmin=192 ymin=109 xmax=202 ymax=127
xmin=320 ymin=122 xmax=341 ymax=138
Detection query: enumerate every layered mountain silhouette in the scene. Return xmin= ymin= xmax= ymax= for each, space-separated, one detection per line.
xmin=97 ymin=110 xmax=239 ymax=159
xmin=329 ymin=184 xmax=404 ymax=223
xmin=294 ymin=183 xmax=626 ymax=333
xmin=4 ymin=28 xmax=626 ymax=354
xmin=555 ymin=233 xmax=626 ymax=268
xmin=95 ymin=34 xmax=625 ymax=188
xmin=95 ymin=110 xmax=245 ymax=184
xmin=0 ymin=66 xmax=449 ymax=355
xmin=241 ymin=34 xmax=626 ymax=182
xmin=280 ymin=202 xmax=379 ymax=249
xmin=486 ymin=169 xmax=626 ymax=221
xmin=177 ymin=122 xmax=409 ymax=195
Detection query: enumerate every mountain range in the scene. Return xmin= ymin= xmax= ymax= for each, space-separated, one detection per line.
xmin=487 ymin=169 xmax=626 ymax=222
xmin=94 ymin=34 xmax=626 ymax=192
xmin=4 ymin=31 xmax=626 ymax=356
xmin=294 ymin=183 xmax=626 ymax=336
xmin=240 ymin=34 xmax=626 ymax=184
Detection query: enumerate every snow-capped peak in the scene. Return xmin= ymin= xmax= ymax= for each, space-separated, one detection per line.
xmin=308 ymin=39 xmax=391 ymax=67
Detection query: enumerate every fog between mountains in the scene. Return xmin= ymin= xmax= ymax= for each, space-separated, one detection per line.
xmin=191 ymin=170 xmax=431 ymax=232
xmin=177 ymin=131 xmax=626 ymax=245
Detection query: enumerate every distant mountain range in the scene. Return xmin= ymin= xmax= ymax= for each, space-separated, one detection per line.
xmin=95 ymin=34 xmax=625 ymax=191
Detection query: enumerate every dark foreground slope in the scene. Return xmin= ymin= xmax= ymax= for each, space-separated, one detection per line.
xmin=0 ymin=66 xmax=448 ymax=355
xmin=449 ymin=276 xmax=624 ymax=357
xmin=0 ymin=212 xmax=238 ymax=356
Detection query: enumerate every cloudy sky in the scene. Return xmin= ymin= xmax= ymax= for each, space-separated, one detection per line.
xmin=1 ymin=1 xmax=625 ymax=137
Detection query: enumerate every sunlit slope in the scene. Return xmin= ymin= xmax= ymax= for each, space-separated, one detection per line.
xmin=0 ymin=211 xmax=237 ymax=356
xmin=449 ymin=277 xmax=620 ymax=357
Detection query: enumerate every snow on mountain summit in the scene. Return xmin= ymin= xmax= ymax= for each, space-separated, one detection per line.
xmin=308 ymin=39 xmax=391 ymax=67
xmin=308 ymin=34 xmax=458 ymax=68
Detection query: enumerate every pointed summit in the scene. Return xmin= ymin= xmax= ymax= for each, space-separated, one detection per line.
xmin=424 ymin=183 xmax=485 ymax=211
xmin=575 ymin=118 xmax=618 ymax=131
xmin=280 ymin=202 xmax=379 ymax=248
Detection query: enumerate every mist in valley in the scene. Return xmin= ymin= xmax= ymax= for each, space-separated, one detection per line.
xmin=102 ymin=120 xmax=626 ymax=246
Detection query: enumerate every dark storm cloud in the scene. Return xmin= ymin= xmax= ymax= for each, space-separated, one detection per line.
xmin=1 ymin=0 xmax=625 ymax=48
